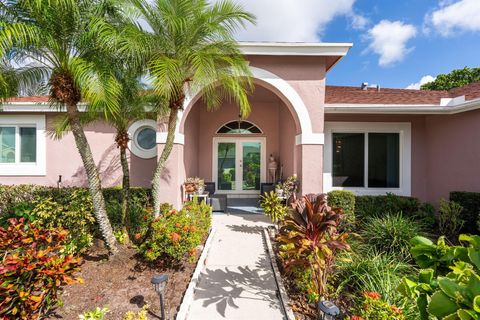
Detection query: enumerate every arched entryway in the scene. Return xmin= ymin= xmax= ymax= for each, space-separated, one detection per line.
xmin=155 ymin=66 xmax=324 ymax=207
xmin=182 ymin=81 xmax=300 ymax=196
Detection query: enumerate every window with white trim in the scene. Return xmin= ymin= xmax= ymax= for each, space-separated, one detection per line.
xmin=324 ymin=122 xmax=411 ymax=196
xmin=0 ymin=115 xmax=46 ymax=176
xmin=0 ymin=126 xmax=37 ymax=163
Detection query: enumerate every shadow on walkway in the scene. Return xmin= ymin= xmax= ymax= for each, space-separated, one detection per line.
xmin=226 ymin=224 xmax=264 ymax=234
xmin=193 ymin=256 xmax=280 ymax=318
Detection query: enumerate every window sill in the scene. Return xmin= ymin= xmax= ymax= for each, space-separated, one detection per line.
xmin=0 ymin=163 xmax=46 ymax=176
xmin=330 ymin=186 xmax=410 ymax=197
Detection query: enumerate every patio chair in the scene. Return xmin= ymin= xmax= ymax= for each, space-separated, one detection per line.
xmin=204 ymin=182 xmax=227 ymax=212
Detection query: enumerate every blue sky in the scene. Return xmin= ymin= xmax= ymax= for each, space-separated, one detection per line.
xmin=230 ymin=0 xmax=480 ymax=89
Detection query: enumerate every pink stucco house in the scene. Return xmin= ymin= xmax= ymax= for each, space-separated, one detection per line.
xmin=2 ymin=42 xmax=480 ymax=207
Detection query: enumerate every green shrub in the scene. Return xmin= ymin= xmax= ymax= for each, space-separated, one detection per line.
xmin=355 ymin=194 xmax=435 ymax=227
xmin=398 ymin=235 xmax=480 ymax=320
xmin=449 ymin=191 xmax=480 ymax=234
xmin=0 ymin=218 xmax=82 ymax=319
xmin=359 ymin=213 xmax=425 ymax=260
xmin=139 ymin=200 xmax=212 ymax=262
xmin=328 ymin=190 xmax=356 ymax=229
xmin=0 ymin=185 xmax=49 ymax=216
xmin=336 ymin=250 xmax=415 ymax=307
xmin=349 ymin=291 xmax=406 ymax=320
xmin=79 ymin=307 xmax=110 ymax=320
xmin=32 ymin=189 xmax=96 ymax=254
xmin=260 ymin=191 xmax=288 ymax=223
xmin=437 ymin=199 xmax=465 ymax=241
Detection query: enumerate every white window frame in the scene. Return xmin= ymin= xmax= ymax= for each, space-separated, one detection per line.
xmin=127 ymin=119 xmax=158 ymax=159
xmin=0 ymin=115 xmax=46 ymax=176
xmin=323 ymin=122 xmax=411 ymax=196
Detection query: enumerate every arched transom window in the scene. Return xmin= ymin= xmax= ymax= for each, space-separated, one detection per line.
xmin=217 ymin=121 xmax=262 ymax=134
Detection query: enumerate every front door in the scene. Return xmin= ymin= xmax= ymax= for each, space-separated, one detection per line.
xmin=213 ymin=138 xmax=266 ymax=194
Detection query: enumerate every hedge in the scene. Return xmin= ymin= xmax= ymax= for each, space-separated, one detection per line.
xmin=450 ymin=191 xmax=480 ymax=234
xmin=354 ymin=193 xmax=436 ymax=227
xmin=0 ymin=185 xmax=152 ymax=230
xmin=327 ymin=190 xmax=356 ymax=228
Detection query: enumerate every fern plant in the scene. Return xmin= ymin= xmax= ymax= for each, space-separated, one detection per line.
xmin=260 ymin=191 xmax=288 ymax=223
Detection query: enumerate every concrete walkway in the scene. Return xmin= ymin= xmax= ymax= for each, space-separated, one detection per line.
xmin=185 ymin=213 xmax=286 ymax=320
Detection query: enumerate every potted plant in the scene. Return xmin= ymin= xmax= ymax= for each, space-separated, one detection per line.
xmin=185 ymin=177 xmax=205 ymax=194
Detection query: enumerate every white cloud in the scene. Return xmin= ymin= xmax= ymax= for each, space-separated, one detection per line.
xmin=218 ymin=0 xmax=360 ymax=42
xmin=406 ymin=75 xmax=436 ymax=90
xmin=349 ymin=13 xmax=369 ymax=30
xmin=365 ymin=20 xmax=417 ymax=67
xmin=426 ymin=0 xmax=480 ymax=36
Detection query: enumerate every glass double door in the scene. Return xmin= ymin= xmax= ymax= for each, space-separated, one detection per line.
xmin=215 ymin=138 xmax=265 ymax=193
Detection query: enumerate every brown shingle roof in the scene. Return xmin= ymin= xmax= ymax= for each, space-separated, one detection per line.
xmin=325 ymin=85 xmax=450 ymax=105
xmin=326 ymin=82 xmax=480 ymax=105
xmin=4 ymin=96 xmax=50 ymax=102
xmin=4 ymin=82 xmax=480 ymax=106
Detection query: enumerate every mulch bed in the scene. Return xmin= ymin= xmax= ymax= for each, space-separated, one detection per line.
xmin=270 ymin=236 xmax=317 ymax=320
xmin=48 ymin=243 xmax=198 ymax=320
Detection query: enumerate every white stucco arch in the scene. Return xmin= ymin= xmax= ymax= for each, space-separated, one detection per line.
xmin=166 ymin=66 xmax=324 ymax=146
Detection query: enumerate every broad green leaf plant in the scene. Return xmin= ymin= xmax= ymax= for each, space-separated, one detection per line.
xmin=398 ymin=234 xmax=480 ymax=319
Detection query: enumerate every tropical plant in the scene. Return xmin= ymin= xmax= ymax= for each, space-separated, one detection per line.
xmin=437 ymin=199 xmax=465 ymax=241
xmin=349 ymin=291 xmax=406 ymax=320
xmin=0 ymin=0 xmax=124 ymax=252
xmin=139 ymin=200 xmax=212 ymax=262
xmin=335 ymin=250 xmax=415 ymax=310
xmin=278 ymin=194 xmax=350 ymax=300
xmin=123 ymin=305 xmax=149 ymax=320
xmin=398 ymin=234 xmax=480 ymax=320
xmin=0 ymin=218 xmax=82 ymax=319
xmin=275 ymin=175 xmax=298 ymax=201
xmin=79 ymin=307 xmax=110 ymax=320
xmin=360 ymin=213 xmax=424 ymax=260
xmin=127 ymin=0 xmax=256 ymax=216
xmin=260 ymin=191 xmax=288 ymax=223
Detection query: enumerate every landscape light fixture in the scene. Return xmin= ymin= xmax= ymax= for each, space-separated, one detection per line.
xmin=151 ymin=274 xmax=168 ymax=320
xmin=318 ymin=300 xmax=340 ymax=320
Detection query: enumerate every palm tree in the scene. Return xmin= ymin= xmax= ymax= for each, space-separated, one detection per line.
xmin=110 ymin=71 xmax=160 ymax=235
xmin=129 ymin=0 xmax=256 ymax=216
xmin=0 ymin=0 xmax=123 ymax=253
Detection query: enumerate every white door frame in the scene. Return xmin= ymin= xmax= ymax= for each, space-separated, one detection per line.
xmin=212 ymin=137 xmax=266 ymax=194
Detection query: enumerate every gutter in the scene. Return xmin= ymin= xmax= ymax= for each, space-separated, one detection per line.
xmin=325 ymin=97 xmax=480 ymax=115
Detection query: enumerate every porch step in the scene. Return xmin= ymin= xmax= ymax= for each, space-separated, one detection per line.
xmin=226 ymin=197 xmax=263 ymax=215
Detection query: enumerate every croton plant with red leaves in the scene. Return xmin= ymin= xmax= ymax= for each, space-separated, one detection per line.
xmin=0 ymin=218 xmax=82 ymax=319
xmin=278 ymin=193 xmax=350 ymax=300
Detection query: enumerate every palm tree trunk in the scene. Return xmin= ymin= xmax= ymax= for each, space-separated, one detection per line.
xmin=120 ymin=145 xmax=130 ymax=236
xmin=152 ymin=106 xmax=180 ymax=217
xmin=67 ymin=104 xmax=118 ymax=253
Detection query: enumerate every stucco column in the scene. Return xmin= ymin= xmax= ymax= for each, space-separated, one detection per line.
xmin=155 ymin=142 xmax=186 ymax=209
xmin=295 ymin=144 xmax=324 ymax=195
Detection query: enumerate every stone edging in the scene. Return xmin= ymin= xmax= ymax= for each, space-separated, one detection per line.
xmin=263 ymin=228 xmax=296 ymax=320
xmin=176 ymin=226 xmax=217 ymax=320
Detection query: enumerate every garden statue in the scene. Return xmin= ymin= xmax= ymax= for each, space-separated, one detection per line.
xmin=268 ymin=154 xmax=278 ymax=182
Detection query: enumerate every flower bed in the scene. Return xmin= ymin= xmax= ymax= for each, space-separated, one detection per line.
xmin=0 ymin=185 xmax=212 ymax=319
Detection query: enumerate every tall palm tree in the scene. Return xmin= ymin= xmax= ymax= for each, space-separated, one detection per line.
xmin=0 ymin=0 xmax=123 ymax=253
xmin=129 ymin=0 xmax=256 ymax=216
